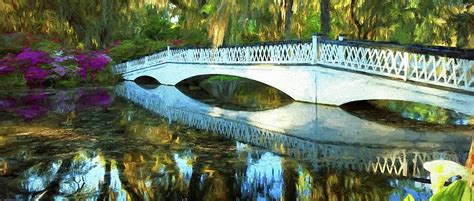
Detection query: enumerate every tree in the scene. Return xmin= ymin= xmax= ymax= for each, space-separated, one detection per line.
xmin=320 ymin=0 xmax=330 ymax=36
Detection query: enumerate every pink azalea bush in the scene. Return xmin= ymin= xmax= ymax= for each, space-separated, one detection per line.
xmin=0 ymin=45 xmax=113 ymax=87
xmin=76 ymin=52 xmax=111 ymax=79
xmin=0 ymin=54 xmax=17 ymax=75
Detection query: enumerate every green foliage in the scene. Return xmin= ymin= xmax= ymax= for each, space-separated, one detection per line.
xmin=205 ymin=75 xmax=242 ymax=82
xmin=142 ymin=10 xmax=177 ymax=41
xmin=430 ymin=180 xmax=473 ymax=201
xmin=55 ymin=78 xmax=80 ymax=88
xmin=0 ymin=72 xmax=26 ymax=89
xmin=31 ymin=40 xmax=62 ymax=53
xmin=108 ymin=39 xmax=167 ymax=63
xmin=179 ymin=28 xmax=211 ymax=46
xmin=370 ymin=100 xmax=473 ymax=125
xmin=2 ymin=0 xmax=472 ymax=48
xmin=95 ymin=65 xmax=120 ymax=85
xmin=0 ymin=34 xmax=24 ymax=56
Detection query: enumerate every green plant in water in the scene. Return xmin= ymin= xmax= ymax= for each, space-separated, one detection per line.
xmin=423 ymin=160 xmax=473 ymax=200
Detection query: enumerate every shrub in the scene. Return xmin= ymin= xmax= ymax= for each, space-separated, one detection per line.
xmin=108 ymin=39 xmax=167 ymax=63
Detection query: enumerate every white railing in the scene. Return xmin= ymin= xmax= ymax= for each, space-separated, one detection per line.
xmin=112 ymin=35 xmax=473 ymax=92
xmin=168 ymin=42 xmax=312 ymax=64
xmin=318 ymin=39 xmax=474 ymax=92
xmin=112 ymin=51 xmax=168 ymax=74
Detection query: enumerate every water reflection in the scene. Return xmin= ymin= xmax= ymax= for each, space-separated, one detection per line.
xmin=0 ymin=84 xmax=472 ymax=200
xmin=20 ymin=160 xmax=62 ymax=192
xmin=241 ymin=151 xmax=283 ymax=200
xmin=117 ymin=82 xmax=470 ymax=176
xmin=369 ymin=100 xmax=473 ymax=126
xmin=343 ymin=100 xmax=474 ymax=128
xmin=58 ymin=151 xmax=106 ymax=197
xmin=0 ymin=88 xmax=112 ymax=121
xmin=178 ymin=75 xmax=293 ymax=111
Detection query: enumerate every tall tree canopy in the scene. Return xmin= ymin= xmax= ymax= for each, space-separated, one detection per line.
xmin=1 ymin=0 xmax=472 ymax=48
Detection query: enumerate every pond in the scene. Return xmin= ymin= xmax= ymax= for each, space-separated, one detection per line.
xmin=0 ymin=79 xmax=472 ymax=200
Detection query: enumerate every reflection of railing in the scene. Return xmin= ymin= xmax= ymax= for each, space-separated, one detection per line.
xmin=115 ymin=82 xmax=462 ymax=178
xmin=113 ymin=35 xmax=473 ymax=92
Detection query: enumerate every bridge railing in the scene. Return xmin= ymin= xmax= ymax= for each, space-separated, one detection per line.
xmin=317 ymin=38 xmax=474 ymax=92
xmin=168 ymin=42 xmax=313 ymax=64
xmin=113 ymin=35 xmax=473 ymax=92
xmin=112 ymin=51 xmax=168 ymax=74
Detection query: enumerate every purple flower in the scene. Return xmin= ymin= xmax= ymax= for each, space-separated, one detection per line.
xmin=51 ymin=91 xmax=75 ymax=113
xmin=52 ymin=64 xmax=67 ymax=77
xmin=16 ymin=48 xmax=51 ymax=66
xmin=0 ymin=98 xmax=16 ymax=111
xmin=75 ymin=52 xmax=111 ymax=79
xmin=17 ymin=105 xmax=48 ymax=121
xmin=76 ymin=90 xmax=112 ymax=111
xmin=0 ymin=65 xmax=15 ymax=75
xmin=23 ymin=66 xmax=50 ymax=83
xmin=23 ymin=92 xmax=48 ymax=105
xmin=54 ymin=55 xmax=76 ymax=63
xmin=17 ymin=92 xmax=50 ymax=120
xmin=0 ymin=53 xmax=17 ymax=75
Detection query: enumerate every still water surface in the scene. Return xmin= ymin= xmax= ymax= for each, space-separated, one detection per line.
xmin=0 ymin=80 xmax=472 ymax=200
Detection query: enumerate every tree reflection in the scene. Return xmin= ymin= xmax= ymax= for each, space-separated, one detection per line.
xmin=57 ymin=151 xmax=106 ymax=198
xmin=178 ymin=75 xmax=293 ymax=111
xmin=369 ymin=100 xmax=473 ymax=126
xmin=19 ymin=160 xmax=62 ymax=193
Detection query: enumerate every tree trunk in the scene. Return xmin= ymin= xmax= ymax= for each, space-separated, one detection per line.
xmin=284 ymin=0 xmax=294 ymax=40
xmin=350 ymin=0 xmax=363 ymax=39
xmin=320 ymin=0 xmax=330 ymax=36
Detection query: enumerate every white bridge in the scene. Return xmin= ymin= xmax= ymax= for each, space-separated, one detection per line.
xmin=113 ymin=35 xmax=474 ymax=115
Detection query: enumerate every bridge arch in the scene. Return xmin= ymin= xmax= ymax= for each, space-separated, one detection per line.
xmin=175 ymin=74 xmax=296 ymax=100
xmin=338 ymin=96 xmax=470 ymax=116
xmin=134 ymin=75 xmax=160 ymax=84
xmin=122 ymin=63 xmax=473 ymax=115
xmin=123 ymin=63 xmax=316 ymax=102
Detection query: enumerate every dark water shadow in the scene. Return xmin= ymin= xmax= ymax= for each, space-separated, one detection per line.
xmin=176 ymin=75 xmax=294 ymax=112
xmin=341 ymin=100 xmax=474 ymax=132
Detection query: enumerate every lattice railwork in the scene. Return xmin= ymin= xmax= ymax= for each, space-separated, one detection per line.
xmin=318 ymin=42 xmax=474 ymax=92
xmin=112 ymin=38 xmax=473 ymax=93
xmin=166 ymin=42 xmax=313 ymax=64
xmin=316 ymin=144 xmax=408 ymax=176
xmin=407 ymin=56 xmax=473 ymax=91
xmin=112 ymin=63 xmax=128 ymax=74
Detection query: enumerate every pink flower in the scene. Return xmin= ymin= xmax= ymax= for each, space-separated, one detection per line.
xmin=16 ymin=48 xmax=51 ymax=66
xmin=23 ymin=66 xmax=50 ymax=83
xmin=75 ymin=52 xmax=111 ymax=79
xmin=0 ymin=65 xmax=15 ymax=75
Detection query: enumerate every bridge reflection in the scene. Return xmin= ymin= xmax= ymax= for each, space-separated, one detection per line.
xmin=115 ymin=81 xmax=471 ymax=179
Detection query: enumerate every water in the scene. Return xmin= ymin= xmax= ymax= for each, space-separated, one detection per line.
xmin=0 ymin=81 xmax=472 ymax=200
